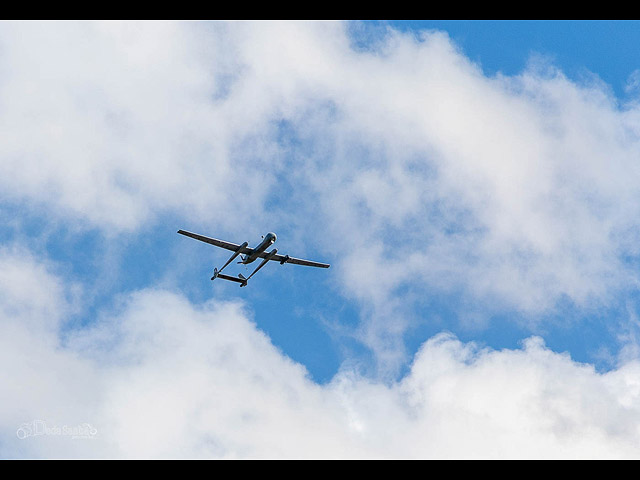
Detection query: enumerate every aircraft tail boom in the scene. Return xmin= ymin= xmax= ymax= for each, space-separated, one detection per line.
xmin=214 ymin=272 xmax=248 ymax=287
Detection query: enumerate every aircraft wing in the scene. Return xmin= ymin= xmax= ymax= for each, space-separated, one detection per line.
xmin=258 ymin=250 xmax=330 ymax=268
xmin=177 ymin=230 xmax=253 ymax=254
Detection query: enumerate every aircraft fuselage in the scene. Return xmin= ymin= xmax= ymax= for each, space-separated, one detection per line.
xmin=242 ymin=232 xmax=277 ymax=264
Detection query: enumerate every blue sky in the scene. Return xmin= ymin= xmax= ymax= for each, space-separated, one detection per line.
xmin=386 ymin=21 xmax=640 ymax=98
xmin=2 ymin=21 xmax=640 ymax=458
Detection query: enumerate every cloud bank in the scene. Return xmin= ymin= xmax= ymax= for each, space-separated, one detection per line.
xmin=1 ymin=248 xmax=639 ymax=458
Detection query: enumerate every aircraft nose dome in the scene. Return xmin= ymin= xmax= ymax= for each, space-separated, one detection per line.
xmin=269 ymin=232 xmax=277 ymax=242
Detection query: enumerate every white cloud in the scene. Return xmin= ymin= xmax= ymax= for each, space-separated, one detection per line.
xmin=1 ymin=249 xmax=640 ymax=459
xmin=4 ymin=21 xmax=640 ymax=377
xmin=626 ymin=69 xmax=640 ymax=95
xmin=0 ymin=21 xmax=281 ymax=232
xmin=0 ymin=245 xmax=72 ymax=332
xmin=210 ymin=22 xmax=640 ymax=360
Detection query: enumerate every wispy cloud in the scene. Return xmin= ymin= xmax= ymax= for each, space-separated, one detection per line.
xmin=3 ymin=22 xmax=640 ymax=344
